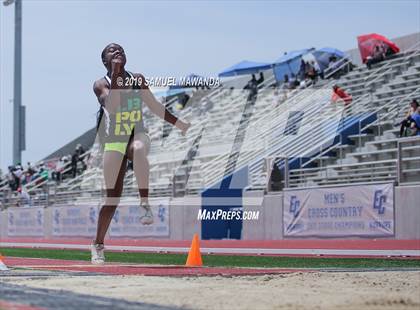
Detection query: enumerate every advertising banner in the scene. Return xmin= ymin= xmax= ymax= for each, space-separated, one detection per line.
xmin=51 ymin=205 xmax=99 ymax=237
xmin=284 ymin=183 xmax=394 ymax=237
xmin=109 ymin=200 xmax=170 ymax=237
xmin=7 ymin=206 xmax=44 ymax=237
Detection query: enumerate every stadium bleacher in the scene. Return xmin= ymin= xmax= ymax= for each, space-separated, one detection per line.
xmin=1 ymin=39 xmax=420 ymax=209
xmin=289 ymin=46 xmax=420 ymax=188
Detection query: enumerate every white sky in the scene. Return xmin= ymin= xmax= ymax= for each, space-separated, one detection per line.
xmin=1 ymin=0 xmax=419 ymax=171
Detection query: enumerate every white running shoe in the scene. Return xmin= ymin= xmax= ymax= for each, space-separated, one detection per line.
xmin=91 ymin=243 xmax=105 ymax=265
xmin=140 ymin=201 xmax=154 ymax=225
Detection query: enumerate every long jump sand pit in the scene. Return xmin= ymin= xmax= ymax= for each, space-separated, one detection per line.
xmin=2 ymin=270 xmax=419 ymax=309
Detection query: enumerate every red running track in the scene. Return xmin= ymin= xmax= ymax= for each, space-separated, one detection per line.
xmin=0 ymin=300 xmax=46 ymax=310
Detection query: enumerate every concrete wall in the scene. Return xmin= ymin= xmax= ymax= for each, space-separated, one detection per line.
xmin=169 ymin=197 xmax=201 ymax=240
xmin=242 ymin=191 xmax=283 ymax=240
xmin=1 ymin=185 xmax=419 ymax=240
xmin=395 ymin=185 xmax=420 ymax=239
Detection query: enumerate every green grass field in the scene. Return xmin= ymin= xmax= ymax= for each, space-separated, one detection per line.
xmin=1 ymin=247 xmax=420 ymax=269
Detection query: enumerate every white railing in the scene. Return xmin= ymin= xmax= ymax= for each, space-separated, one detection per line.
xmin=324 ymin=57 xmax=353 ymax=79
xmin=288 ymin=89 xmax=420 ymax=188
xmin=200 ymin=82 xmax=339 ymax=189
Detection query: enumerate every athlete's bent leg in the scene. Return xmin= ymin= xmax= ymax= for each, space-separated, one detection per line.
xmin=131 ymin=141 xmax=150 ymax=203
xmin=129 ymin=133 xmax=153 ymax=225
xmin=95 ymin=150 xmax=127 ymax=244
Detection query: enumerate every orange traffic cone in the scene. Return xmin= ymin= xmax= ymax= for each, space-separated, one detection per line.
xmin=0 ymin=254 xmax=9 ymax=271
xmin=185 ymin=233 xmax=203 ymax=267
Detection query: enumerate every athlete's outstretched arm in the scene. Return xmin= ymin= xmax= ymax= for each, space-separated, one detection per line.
xmin=137 ymin=74 xmax=190 ymax=135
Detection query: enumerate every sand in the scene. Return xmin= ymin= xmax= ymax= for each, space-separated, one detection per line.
xmin=2 ymin=271 xmax=420 ymax=309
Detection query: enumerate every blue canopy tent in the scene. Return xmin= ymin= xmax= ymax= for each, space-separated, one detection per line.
xmin=218 ymin=60 xmax=272 ymax=77
xmin=273 ymin=48 xmax=314 ymax=82
xmin=312 ymin=47 xmax=345 ymax=71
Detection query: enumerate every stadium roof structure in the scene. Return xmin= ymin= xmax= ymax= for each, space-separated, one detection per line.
xmin=218 ymin=60 xmax=272 ymax=77
xmin=43 ymin=127 xmax=96 ymax=161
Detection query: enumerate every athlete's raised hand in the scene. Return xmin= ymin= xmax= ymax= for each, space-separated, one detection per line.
xmin=111 ymin=58 xmax=124 ymax=77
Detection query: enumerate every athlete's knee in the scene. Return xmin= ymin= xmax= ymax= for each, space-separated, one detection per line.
xmin=132 ymin=140 xmax=148 ymax=158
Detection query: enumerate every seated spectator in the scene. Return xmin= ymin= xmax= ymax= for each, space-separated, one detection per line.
xmin=21 ymin=171 xmax=32 ymax=186
xmin=244 ymin=72 xmax=264 ymax=103
xmin=331 ymin=85 xmax=352 ymax=105
xmin=52 ymin=156 xmax=66 ymax=182
xmin=71 ymin=150 xmax=80 ymax=178
xmin=399 ymin=99 xmax=419 ymax=137
xmin=287 ymin=74 xmax=300 ymax=90
xmin=8 ymin=165 xmax=21 ymax=191
xmin=409 ymin=106 xmax=420 ymax=136
xmin=366 ymin=45 xmax=386 ymax=70
xmin=17 ymin=187 xmax=32 ymax=207
xmin=298 ymin=59 xmax=307 ymax=80
xmin=283 ymin=74 xmax=290 ymax=85
xmin=311 ymin=60 xmax=323 ymax=79
xmin=27 ymin=162 xmax=36 ymax=175
xmin=305 ymin=61 xmax=317 ymax=84
xmin=75 ymin=144 xmax=87 ymax=172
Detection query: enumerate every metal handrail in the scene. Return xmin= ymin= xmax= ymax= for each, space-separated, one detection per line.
xmin=324 ymin=57 xmax=353 ymax=80
xmin=277 ymin=51 xmax=420 ymax=188
xmin=288 ymin=89 xmax=418 ymax=187
xmin=25 ymin=149 xmax=91 ymax=193
xmin=297 ymin=90 xmax=419 ymax=170
xmin=289 ymin=135 xmax=420 ymax=188
xmin=360 ymin=88 xmax=420 ymax=136
xmin=397 ymin=136 xmax=420 ymax=185
xmin=201 ymin=83 xmax=342 ymax=187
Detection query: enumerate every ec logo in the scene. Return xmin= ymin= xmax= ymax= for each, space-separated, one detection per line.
xmin=89 ymin=207 xmax=97 ymax=224
xmin=37 ymin=210 xmax=43 ymax=226
xmin=373 ymin=190 xmax=386 ymax=215
xmin=8 ymin=213 xmax=14 ymax=225
xmin=158 ymin=205 xmax=166 ymax=222
xmin=54 ymin=210 xmax=60 ymax=225
xmin=112 ymin=209 xmax=120 ymax=223
xmin=289 ymin=196 xmax=301 ymax=218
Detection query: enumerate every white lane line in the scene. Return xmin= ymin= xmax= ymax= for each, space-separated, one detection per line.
xmin=1 ymin=242 xmax=419 ymax=257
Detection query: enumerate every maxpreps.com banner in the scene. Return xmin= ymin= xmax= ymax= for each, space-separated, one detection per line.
xmin=283 ymin=183 xmax=394 ymax=237
xmin=52 ymin=205 xmax=99 ymax=237
xmin=7 ymin=206 xmax=44 ymax=237
xmin=109 ymin=200 xmax=169 ymax=237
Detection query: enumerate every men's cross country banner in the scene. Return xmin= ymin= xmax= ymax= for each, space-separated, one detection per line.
xmin=109 ymin=200 xmax=169 ymax=237
xmin=7 ymin=206 xmax=44 ymax=237
xmin=52 ymin=205 xmax=99 ymax=237
xmin=283 ymin=183 xmax=394 ymax=237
